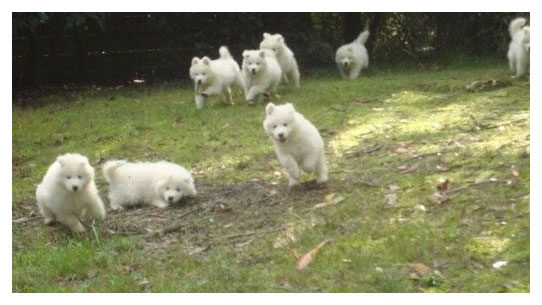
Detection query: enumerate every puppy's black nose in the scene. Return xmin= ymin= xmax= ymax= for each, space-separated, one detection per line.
xmin=251 ymin=69 xmax=256 ymax=73
xmin=72 ymin=186 xmax=79 ymax=191
xmin=344 ymin=62 xmax=348 ymax=67
xmin=278 ymin=133 xmax=284 ymax=138
xmin=168 ymin=196 xmax=174 ymax=202
xmin=197 ymin=79 xmax=202 ymax=84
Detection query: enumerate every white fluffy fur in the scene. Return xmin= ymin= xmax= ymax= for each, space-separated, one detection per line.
xmin=335 ymin=30 xmax=370 ymax=79
xmin=242 ymin=49 xmax=282 ymax=103
xmin=35 ymin=153 xmax=105 ymax=232
xmin=263 ymin=103 xmax=328 ymax=187
xmin=259 ymin=33 xmax=300 ymax=87
xmin=507 ymin=17 xmax=530 ymax=77
xmin=189 ymin=46 xmax=243 ymax=109
xmin=103 ymin=160 xmax=196 ymax=209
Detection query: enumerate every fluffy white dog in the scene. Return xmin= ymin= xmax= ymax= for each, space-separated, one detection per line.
xmin=242 ymin=49 xmax=282 ymax=103
xmin=35 ymin=153 xmax=105 ymax=233
xmin=189 ymin=46 xmax=243 ymax=109
xmin=263 ymin=103 xmax=328 ymax=187
xmin=507 ymin=17 xmax=530 ymax=77
xmin=103 ymin=160 xmax=196 ymax=209
xmin=259 ymin=33 xmax=300 ymax=87
xmin=335 ymin=30 xmax=370 ymax=79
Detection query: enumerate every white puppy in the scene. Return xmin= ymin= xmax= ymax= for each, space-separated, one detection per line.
xmin=103 ymin=160 xmax=196 ymax=209
xmin=35 ymin=153 xmax=105 ymax=233
xmin=259 ymin=33 xmax=300 ymax=87
xmin=242 ymin=49 xmax=282 ymax=103
xmin=335 ymin=30 xmax=370 ymax=79
xmin=189 ymin=46 xmax=243 ymax=109
xmin=507 ymin=17 xmax=530 ymax=77
xmin=263 ymin=103 xmax=328 ymax=187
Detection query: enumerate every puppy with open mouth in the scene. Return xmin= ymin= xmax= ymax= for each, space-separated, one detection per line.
xmin=263 ymin=103 xmax=328 ymax=188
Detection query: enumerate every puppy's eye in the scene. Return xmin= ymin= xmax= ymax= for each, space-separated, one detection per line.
xmin=66 ymin=176 xmax=71 ymax=179
xmin=78 ymin=175 xmax=82 ymax=179
xmin=273 ymin=125 xmax=277 ymax=129
xmin=272 ymin=48 xmax=276 ymax=51
xmin=283 ymin=123 xmax=288 ymax=127
xmin=166 ymin=187 xmax=170 ymax=190
xmin=176 ymin=188 xmax=181 ymax=192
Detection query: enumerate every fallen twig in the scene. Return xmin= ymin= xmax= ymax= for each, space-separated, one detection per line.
xmin=448 ymin=179 xmax=507 ymax=194
xmin=352 ymin=98 xmax=380 ymax=105
xmin=330 ymin=106 xmax=346 ymax=112
xmin=345 ymin=144 xmax=383 ymax=158
xmin=224 ymin=227 xmax=286 ymax=240
xmin=150 ymin=209 xmax=200 ymax=237
xmin=12 ymin=216 xmax=42 ymax=224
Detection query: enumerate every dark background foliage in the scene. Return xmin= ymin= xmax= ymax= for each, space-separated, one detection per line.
xmin=12 ymin=12 xmax=528 ymax=89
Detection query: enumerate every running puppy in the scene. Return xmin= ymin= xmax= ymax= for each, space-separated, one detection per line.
xmin=242 ymin=49 xmax=282 ymax=103
xmin=263 ymin=103 xmax=328 ymax=187
xmin=259 ymin=33 xmax=300 ymax=87
xmin=335 ymin=30 xmax=370 ymax=79
xmin=507 ymin=17 xmax=530 ymax=77
xmin=190 ymin=46 xmax=243 ymax=109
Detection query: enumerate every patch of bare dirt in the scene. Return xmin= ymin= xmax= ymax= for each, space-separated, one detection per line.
xmin=13 ymin=179 xmax=330 ymax=253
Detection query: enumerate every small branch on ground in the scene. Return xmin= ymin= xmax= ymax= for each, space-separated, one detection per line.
xmin=149 ymin=209 xmax=199 ymax=237
xmin=345 ymin=144 xmax=383 ymax=158
xmin=223 ymin=227 xmax=286 ymax=240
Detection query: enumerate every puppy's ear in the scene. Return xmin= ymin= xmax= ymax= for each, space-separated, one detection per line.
xmin=80 ymin=156 xmax=89 ymax=167
xmin=191 ymin=57 xmax=200 ymax=66
xmin=285 ymin=103 xmax=296 ymax=113
xmin=56 ymin=156 xmax=65 ymax=167
xmin=202 ymin=57 xmax=211 ymax=65
xmin=242 ymin=50 xmax=249 ymax=58
xmin=265 ymin=103 xmax=275 ymax=115
xmin=276 ymin=34 xmax=284 ymax=42
xmin=263 ymin=33 xmax=270 ymax=39
xmin=259 ymin=50 xmax=266 ymax=58
xmin=347 ymin=47 xmax=353 ymax=52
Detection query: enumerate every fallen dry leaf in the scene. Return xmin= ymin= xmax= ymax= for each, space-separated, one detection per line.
xmin=400 ymin=162 xmax=421 ymax=174
xmin=493 ymin=261 xmax=508 ymax=269
xmin=313 ymin=193 xmax=345 ymax=209
xmin=436 ymin=165 xmax=450 ymax=171
xmin=186 ymin=246 xmax=209 ymax=256
xmin=235 ymin=239 xmax=253 ymax=248
xmin=409 ymin=263 xmax=432 ymax=280
xmin=385 ymin=185 xmax=400 ymax=206
xmin=395 ymin=143 xmax=411 ymax=154
xmin=397 ymin=164 xmax=409 ymax=171
xmin=412 ymin=263 xmax=431 ymax=275
xmin=511 ymin=166 xmax=519 ymax=177
xmin=296 ymin=239 xmax=331 ymax=270
xmin=437 ymin=179 xmax=449 ymax=191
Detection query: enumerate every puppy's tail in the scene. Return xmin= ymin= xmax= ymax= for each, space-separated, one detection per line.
xmin=103 ymin=160 xmax=127 ymax=182
xmin=219 ymin=46 xmax=232 ymax=59
xmin=509 ymin=17 xmax=527 ymax=37
xmin=355 ymin=30 xmax=370 ymax=45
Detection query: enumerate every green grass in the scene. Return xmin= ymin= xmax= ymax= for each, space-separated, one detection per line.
xmin=12 ymin=59 xmax=530 ymax=292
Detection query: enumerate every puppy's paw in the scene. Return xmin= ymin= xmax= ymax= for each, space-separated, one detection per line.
xmin=152 ymin=200 xmax=169 ymax=209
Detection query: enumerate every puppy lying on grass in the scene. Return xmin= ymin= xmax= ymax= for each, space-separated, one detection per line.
xmin=103 ymin=160 xmax=196 ymax=209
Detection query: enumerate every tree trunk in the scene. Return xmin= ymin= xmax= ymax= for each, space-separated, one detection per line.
xmin=342 ymin=13 xmax=362 ymax=43
xmin=366 ymin=13 xmax=384 ymax=55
